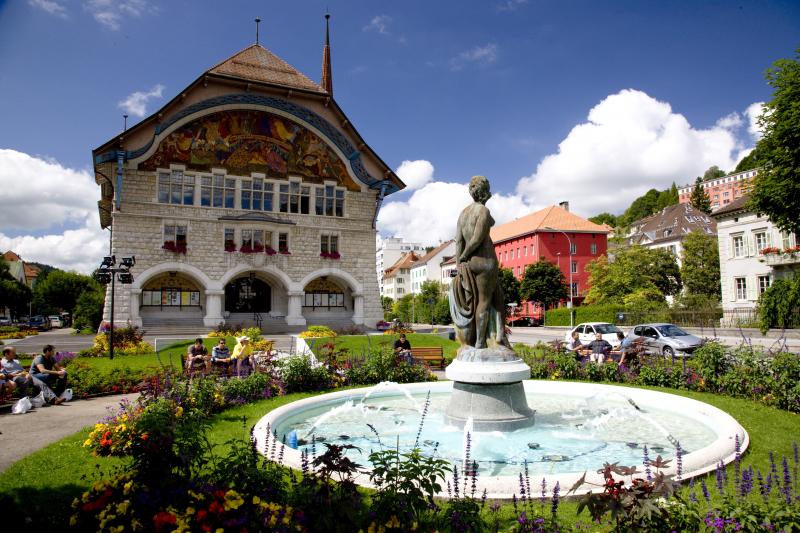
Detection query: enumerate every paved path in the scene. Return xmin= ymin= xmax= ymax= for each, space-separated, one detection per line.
xmin=0 ymin=393 xmax=138 ymax=472
xmin=2 ymin=328 xmax=95 ymax=355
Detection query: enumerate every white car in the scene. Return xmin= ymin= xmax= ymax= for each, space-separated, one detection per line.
xmin=564 ymin=322 xmax=624 ymax=348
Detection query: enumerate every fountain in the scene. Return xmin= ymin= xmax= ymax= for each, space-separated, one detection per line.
xmin=253 ymin=176 xmax=748 ymax=497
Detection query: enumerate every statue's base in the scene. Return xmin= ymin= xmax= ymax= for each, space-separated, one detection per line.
xmin=444 ymin=357 xmax=535 ymax=431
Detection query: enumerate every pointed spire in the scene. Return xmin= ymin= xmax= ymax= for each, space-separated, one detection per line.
xmin=321 ymin=13 xmax=333 ymax=95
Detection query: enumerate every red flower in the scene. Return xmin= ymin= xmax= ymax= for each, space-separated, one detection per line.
xmin=209 ymin=500 xmax=224 ymax=515
xmin=154 ymin=511 xmax=177 ymax=532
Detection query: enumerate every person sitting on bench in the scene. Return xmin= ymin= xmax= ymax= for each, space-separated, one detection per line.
xmin=211 ymin=338 xmax=232 ymax=374
xmin=394 ymin=334 xmax=413 ymax=363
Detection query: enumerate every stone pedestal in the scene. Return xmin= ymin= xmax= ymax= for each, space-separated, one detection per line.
xmin=445 ymin=353 xmax=535 ymax=431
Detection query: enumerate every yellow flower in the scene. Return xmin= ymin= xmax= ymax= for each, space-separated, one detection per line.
xmin=70 ymin=516 xmax=77 ymax=527
xmin=223 ymin=489 xmax=244 ymax=511
xmin=83 ymin=439 xmax=92 ymax=447
xmin=117 ymin=500 xmax=130 ymax=514
xmin=252 ymin=495 xmax=261 ymax=505
xmin=385 ymin=515 xmax=401 ymax=528
xmin=176 ymin=406 xmax=183 ymax=417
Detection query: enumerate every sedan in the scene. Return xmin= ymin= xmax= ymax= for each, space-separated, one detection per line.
xmin=565 ymin=322 xmax=623 ymax=348
xmin=628 ymin=323 xmax=703 ymax=357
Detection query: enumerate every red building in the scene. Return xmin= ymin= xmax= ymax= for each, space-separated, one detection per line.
xmin=489 ymin=203 xmax=610 ymax=315
xmin=678 ymin=168 xmax=758 ymax=211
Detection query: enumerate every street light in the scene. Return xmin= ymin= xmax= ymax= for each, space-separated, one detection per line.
xmin=94 ymin=255 xmax=136 ymax=360
xmin=544 ymin=226 xmax=574 ymax=328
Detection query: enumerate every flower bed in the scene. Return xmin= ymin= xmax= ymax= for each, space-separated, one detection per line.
xmin=161 ymin=240 xmax=187 ymax=254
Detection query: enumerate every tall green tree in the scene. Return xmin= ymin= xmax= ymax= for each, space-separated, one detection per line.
xmin=33 ymin=270 xmax=100 ymax=318
xmin=735 ymin=144 xmax=763 ymax=172
xmin=497 ymin=268 xmax=520 ymax=307
xmin=680 ymin=231 xmax=721 ymax=299
xmin=589 ymin=212 xmax=618 ymax=228
xmin=519 ymin=260 xmax=568 ymax=309
xmin=656 ymin=183 xmax=680 ymax=210
xmin=749 ymin=48 xmax=800 ymax=235
xmin=584 ymin=246 xmax=680 ymax=304
xmin=702 ymin=165 xmax=726 ymax=182
xmin=0 ymin=279 xmax=32 ymax=320
xmin=689 ymin=177 xmax=712 ymax=214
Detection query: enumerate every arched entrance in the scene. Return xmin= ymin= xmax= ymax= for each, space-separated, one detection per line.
xmin=224 ymin=274 xmax=272 ymax=314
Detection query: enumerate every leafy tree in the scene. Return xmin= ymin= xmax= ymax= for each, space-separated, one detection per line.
xmin=758 ymin=277 xmax=800 ymax=333
xmin=497 ymin=268 xmax=520 ymax=307
xmin=749 ymin=48 xmax=800 ymax=235
xmin=381 ymin=296 xmax=394 ymax=319
xmin=620 ymin=188 xmax=661 ymax=226
xmin=702 ymin=165 xmax=726 ymax=181
xmin=519 ymin=260 xmax=568 ymax=309
xmin=432 ymin=297 xmax=452 ymax=325
xmin=656 ymin=183 xmax=679 ymax=211
xmin=0 ymin=279 xmax=32 ymax=320
xmin=584 ymin=246 xmax=680 ymax=304
xmin=73 ymin=287 xmax=106 ymax=330
xmin=416 ymin=280 xmax=445 ymax=324
xmin=735 ymin=144 xmax=763 ymax=172
xmin=391 ymin=294 xmax=414 ymax=323
xmin=33 ymin=270 xmax=100 ymax=318
xmin=680 ymin=231 xmax=721 ymax=299
xmin=589 ymin=212 xmax=618 ymax=227
xmin=689 ymin=177 xmax=712 ymax=214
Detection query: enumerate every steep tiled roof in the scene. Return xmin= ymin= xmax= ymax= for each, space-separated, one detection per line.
xmin=24 ymin=263 xmax=40 ymax=281
xmin=410 ymin=240 xmax=454 ymax=268
xmin=384 ymin=252 xmax=419 ymax=279
xmin=208 ymin=44 xmax=325 ymax=93
xmin=628 ymin=203 xmax=716 ymax=245
xmin=490 ymin=205 xmax=609 ymax=243
xmin=440 ymin=255 xmax=456 ymax=266
xmin=2 ymin=251 xmax=21 ymax=262
xmin=711 ymin=195 xmax=750 ymax=218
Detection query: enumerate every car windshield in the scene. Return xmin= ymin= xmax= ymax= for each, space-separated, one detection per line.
xmin=594 ymin=324 xmax=621 ymax=334
xmin=656 ymin=325 xmax=689 ymax=337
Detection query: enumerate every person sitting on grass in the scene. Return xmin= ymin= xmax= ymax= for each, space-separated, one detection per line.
xmin=211 ymin=338 xmax=232 ymax=375
xmin=186 ymin=338 xmax=210 ymax=374
xmin=2 ymin=346 xmax=34 ymax=397
xmin=30 ymin=344 xmax=68 ymax=404
xmin=587 ymin=333 xmax=612 ymax=365
xmin=232 ymin=336 xmax=254 ymax=376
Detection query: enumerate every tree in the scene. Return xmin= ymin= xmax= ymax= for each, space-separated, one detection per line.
xmin=749 ymin=48 xmax=800 ymax=235
xmin=680 ymin=231 xmax=721 ymax=299
xmin=417 ymin=280 xmax=445 ymax=324
xmin=0 ymin=279 xmax=32 ymax=320
xmin=584 ymin=246 xmax=680 ymax=304
xmin=73 ymin=287 xmax=106 ymax=330
xmin=702 ymin=165 xmax=726 ymax=182
xmin=735 ymin=144 xmax=763 ymax=172
xmin=689 ymin=177 xmax=712 ymax=214
xmin=497 ymin=268 xmax=520 ymax=307
xmin=33 ymin=270 xmax=100 ymax=317
xmin=381 ymin=296 xmax=394 ymax=319
xmin=589 ymin=212 xmax=618 ymax=227
xmin=391 ymin=294 xmax=414 ymax=323
xmin=519 ymin=260 xmax=568 ymax=309
xmin=656 ymin=183 xmax=679 ymax=211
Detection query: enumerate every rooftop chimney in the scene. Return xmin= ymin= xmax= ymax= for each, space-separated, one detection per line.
xmin=559 ymin=201 xmax=570 ymax=212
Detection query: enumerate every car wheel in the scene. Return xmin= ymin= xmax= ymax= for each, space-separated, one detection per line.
xmin=663 ymin=346 xmax=675 ymax=358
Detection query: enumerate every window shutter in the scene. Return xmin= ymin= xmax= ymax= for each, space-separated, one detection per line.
xmin=729 ymin=278 xmax=737 ymax=302
xmin=747 ymin=275 xmax=757 ymax=301
xmin=746 ymin=234 xmax=755 ymax=257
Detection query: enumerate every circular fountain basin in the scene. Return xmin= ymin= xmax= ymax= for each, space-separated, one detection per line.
xmin=254 ymin=381 xmax=747 ymax=498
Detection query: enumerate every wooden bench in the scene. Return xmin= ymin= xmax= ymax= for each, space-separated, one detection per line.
xmin=410 ymin=347 xmax=445 ymax=368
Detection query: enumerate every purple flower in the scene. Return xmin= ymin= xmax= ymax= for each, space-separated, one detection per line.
xmin=701 ymin=479 xmax=711 ymax=503
xmin=551 ymin=481 xmax=560 ymax=516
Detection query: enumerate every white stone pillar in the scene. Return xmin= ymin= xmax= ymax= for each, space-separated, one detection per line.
xmin=204 ymin=290 xmax=225 ymax=327
xmin=129 ymin=289 xmax=142 ymax=328
xmin=286 ymin=291 xmax=306 ymax=326
xmin=352 ymin=292 xmax=364 ymax=325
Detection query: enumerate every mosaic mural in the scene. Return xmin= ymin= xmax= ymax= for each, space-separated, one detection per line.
xmin=140 ymin=110 xmax=358 ymax=190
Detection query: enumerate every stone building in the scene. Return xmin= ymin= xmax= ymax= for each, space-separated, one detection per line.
xmin=91 ymin=21 xmax=404 ymax=330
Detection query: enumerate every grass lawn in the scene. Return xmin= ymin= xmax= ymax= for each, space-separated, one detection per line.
xmin=305 ymin=333 xmax=460 ymax=359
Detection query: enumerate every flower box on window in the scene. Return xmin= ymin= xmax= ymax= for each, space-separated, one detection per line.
xmin=265 ymin=246 xmax=277 ymax=256
xmin=162 ymin=240 xmax=187 ymax=254
xmin=240 ymin=244 xmax=264 ymax=254
xmin=320 ymin=251 xmax=341 ymax=260
xmin=759 ymin=247 xmax=781 ymax=256
xmin=279 ymin=249 xmax=291 ymax=255
xmin=224 ymin=243 xmax=237 ymax=253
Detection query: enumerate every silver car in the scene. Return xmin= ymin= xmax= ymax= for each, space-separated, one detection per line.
xmin=628 ymin=323 xmax=703 ymax=357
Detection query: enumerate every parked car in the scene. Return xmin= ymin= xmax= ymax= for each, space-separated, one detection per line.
xmin=27 ymin=315 xmax=51 ymax=331
xmin=0 ymin=316 xmax=11 ymax=326
xmin=628 ymin=323 xmax=703 ymax=357
xmin=48 ymin=315 xmax=64 ymax=328
xmin=565 ymin=322 xmax=624 ymax=348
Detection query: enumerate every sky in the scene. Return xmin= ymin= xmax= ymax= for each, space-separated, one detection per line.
xmin=0 ymin=0 xmax=798 ymax=273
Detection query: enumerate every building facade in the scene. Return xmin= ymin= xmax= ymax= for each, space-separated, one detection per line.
xmin=626 ymin=203 xmax=716 ymax=268
xmin=490 ymin=203 xmax=609 ymax=312
xmin=91 ymin=26 xmax=404 ymax=330
xmin=409 ymin=241 xmax=455 ymax=294
xmin=376 ymin=237 xmax=425 ymax=296
xmin=712 ymin=196 xmax=799 ymax=325
xmin=678 ymin=168 xmax=758 ymax=211
xmin=382 ymin=252 xmax=418 ymax=300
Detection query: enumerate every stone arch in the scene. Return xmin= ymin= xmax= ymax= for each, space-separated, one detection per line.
xmin=297 ymin=267 xmax=363 ymax=295
xmin=218 ymin=264 xmax=294 ymax=292
xmin=131 ymin=262 xmax=212 ymax=291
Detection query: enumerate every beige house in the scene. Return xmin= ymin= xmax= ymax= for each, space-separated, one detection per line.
xmin=91 ymin=24 xmax=404 ymax=330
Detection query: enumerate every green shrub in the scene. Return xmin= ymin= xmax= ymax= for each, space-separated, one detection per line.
xmin=545 ymin=304 xmax=625 ymax=326
xmin=693 ymin=341 xmax=729 ymax=390
xmin=344 ymin=350 xmax=435 ymax=385
xmin=278 ymin=355 xmax=334 ymax=392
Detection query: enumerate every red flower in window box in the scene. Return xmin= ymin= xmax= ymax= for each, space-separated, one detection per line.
xmin=265 ymin=246 xmax=277 ymax=256
xmin=759 ymin=246 xmax=780 ymax=255
xmin=239 ymin=243 xmax=264 ymax=254
xmin=320 ymin=251 xmax=340 ymax=259
xmin=224 ymin=243 xmax=237 ymax=253
xmin=162 ymin=240 xmax=187 ymax=254
xmin=279 ymin=249 xmax=291 ymax=255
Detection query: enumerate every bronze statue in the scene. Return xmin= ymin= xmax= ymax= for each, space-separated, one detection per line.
xmin=450 ymin=176 xmax=512 ymax=357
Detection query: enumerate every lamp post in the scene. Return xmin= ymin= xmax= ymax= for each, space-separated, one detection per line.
xmin=94 ymin=255 xmax=135 ymax=360
xmin=544 ymin=227 xmax=574 ymax=328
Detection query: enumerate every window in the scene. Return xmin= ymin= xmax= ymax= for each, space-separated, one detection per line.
xmin=569 ymin=242 xmax=577 ymax=255
xmin=523 ymin=246 xmax=527 ymax=257
xmin=224 ymin=228 xmax=235 ymax=251
xmin=590 ymin=243 xmax=597 ymax=255
xmin=241 ymin=229 xmax=265 ymax=252
xmin=732 ymin=235 xmax=745 ymax=258
xmin=163 ymin=224 xmax=187 ymax=252
xmin=517 ymin=266 xmax=521 ymax=276
xmin=240 ymin=178 xmax=274 ymax=211
xmin=529 ymin=245 xmax=534 ymax=256
xmin=571 ymin=282 xmax=579 ymax=297
xmin=320 ymin=234 xmax=338 ymax=255
xmin=142 ymin=289 xmax=200 ymax=307
xmin=758 ymin=275 xmax=771 ymax=295
xmin=278 ymin=182 xmax=310 ymax=214
xmin=315 ymin=185 xmax=344 ymax=217
xmin=735 ymin=277 xmax=747 ymax=300
xmin=754 ymin=231 xmax=769 ymax=252
xmin=571 ymin=261 xmax=577 ymax=274
xmin=278 ymin=232 xmax=289 ymax=253
xmin=158 ymin=170 xmax=194 ymax=205
xmin=782 ymin=231 xmax=796 ymax=249
xmin=516 ymin=248 xmax=520 ymax=258
xmin=201 ymin=174 xmax=235 ymax=208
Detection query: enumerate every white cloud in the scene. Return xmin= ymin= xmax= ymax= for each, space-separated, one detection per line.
xmin=0 ymin=150 xmax=107 ymax=273
xmin=450 ymin=43 xmax=498 ymax=71
xmin=364 ymin=15 xmax=391 ymax=34
xmin=497 ymin=0 xmax=528 ymax=12
xmin=377 ymin=181 xmax=533 ymax=246
xmin=516 ymin=89 xmax=748 ymax=216
xmin=716 ymin=112 xmax=743 ymax=129
xmin=84 ymin=0 xmax=155 ymax=30
xmin=395 ymin=160 xmax=434 ymax=191
xmin=745 ymin=102 xmax=765 ymax=139
xmin=28 ymin=0 xmax=68 ymax=18
xmin=118 ymin=84 xmax=164 ymax=118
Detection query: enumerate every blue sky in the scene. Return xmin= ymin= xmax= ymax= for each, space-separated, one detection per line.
xmin=0 ymin=0 xmax=798 ymax=271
